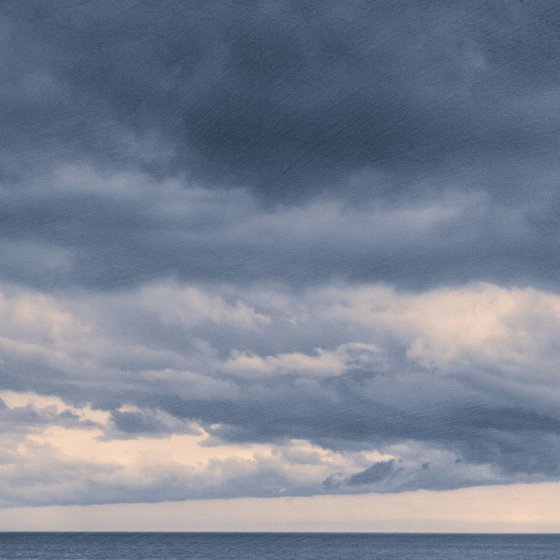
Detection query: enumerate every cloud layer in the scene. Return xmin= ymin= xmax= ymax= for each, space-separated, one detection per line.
xmin=1 ymin=0 xmax=559 ymax=506
xmin=0 ymin=280 xmax=559 ymax=505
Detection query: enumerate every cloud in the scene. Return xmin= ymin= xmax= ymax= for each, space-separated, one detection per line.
xmin=0 ymin=279 xmax=558 ymax=505
xmin=0 ymin=165 xmax=557 ymax=291
xmin=223 ymin=343 xmax=380 ymax=378
xmin=0 ymin=0 xmax=558 ymax=322
xmin=107 ymin=406 xmax=200 ymax=440
xmin=0 ymin=2 xmax=560 ymax=292
xmin=1 ymin=1 xmax=559 ymax=509
xmin=4 ymin=1 xmax=560 ymax=193
xmin=347 ymin=460 xmax=396 ymax=486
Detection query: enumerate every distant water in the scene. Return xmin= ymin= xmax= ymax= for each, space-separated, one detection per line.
xmin=1 ymin=532 xmax=559 ymax=560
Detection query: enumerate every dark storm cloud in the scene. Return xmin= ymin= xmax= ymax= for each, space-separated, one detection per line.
xmin=1 ymin=0 xmax=560 ymax=290
xmin=3 ymin=0 xmax=560 ymax=191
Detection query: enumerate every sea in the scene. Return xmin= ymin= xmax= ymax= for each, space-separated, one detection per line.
xmin=0 ymin=533 xmax=559 ymax=559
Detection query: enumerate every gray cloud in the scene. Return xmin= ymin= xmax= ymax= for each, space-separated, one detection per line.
xmin=0 ymin=1 xmax=559 ymax=291
xmin=347 ymin=461 xmax=396 ymax=486
xmin=0 ymin=1 xmax=558 ymax=507
xmin=3 ymin=0 xmax=559 ymax=190
xmin=0 ymin=280 xmax=559 ymax=506
xmin=108 ymin=408 xmax=201 ymax=440
xmin=0 ymin=167 xmax=558 ymax=292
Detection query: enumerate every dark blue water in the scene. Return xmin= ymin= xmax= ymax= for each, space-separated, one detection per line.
xmin=0 ymin=533 xmax=559 ymax=559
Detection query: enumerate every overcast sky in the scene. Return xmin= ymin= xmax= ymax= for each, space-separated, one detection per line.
xmin=1 ymin=0 xmax=560 ymax=531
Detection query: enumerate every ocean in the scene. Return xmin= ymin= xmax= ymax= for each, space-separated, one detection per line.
xmin=0 ymin=533 xmax=559 ymax=559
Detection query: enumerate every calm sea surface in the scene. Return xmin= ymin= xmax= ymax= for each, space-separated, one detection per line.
xmin=0 ymin=533 xmax=559 ymax=560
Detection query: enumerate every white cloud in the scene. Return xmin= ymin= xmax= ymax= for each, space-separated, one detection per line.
xmin=224 ymin=343 xmax=380 ymax=378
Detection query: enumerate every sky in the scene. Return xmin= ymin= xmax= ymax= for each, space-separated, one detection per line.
xmin=1 ymin=0 xmax=560 ymax=531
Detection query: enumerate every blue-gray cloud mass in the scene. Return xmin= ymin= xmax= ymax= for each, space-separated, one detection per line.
xmin=0 ymin=0 xmax=559 ymax=507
